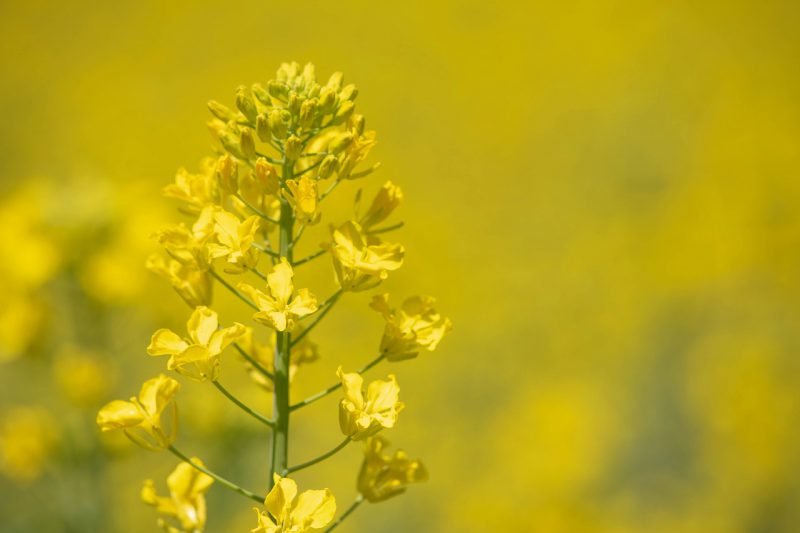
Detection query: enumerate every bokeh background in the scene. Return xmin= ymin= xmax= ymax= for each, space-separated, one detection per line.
xmin=2 ymin=1 xmax=800 ymax=531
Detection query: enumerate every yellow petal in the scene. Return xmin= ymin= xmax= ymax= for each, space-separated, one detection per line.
xmin=96 ymin=400 xmax=143 ymax=430
xmin=291 ymin=489 xmax=336 ymax=528
xmin=267 ymin=260 xmax=294 ymax=305
xmin=138 ymin=374 xmax=181 ymax=417
xmin=265 ymin=474 xmax=297 ymax=522
xmin=147 ymin=329 xmax=189 ymax=356
xmin=337 ymin=367 xmax=365 ymax=409
xmin=287 ymin=289 xmax=318 ymax=319
xmin=187 ymin=306 xmax=218 ymax=346
xmin=366 ymin=374 xmax=400 ymax=413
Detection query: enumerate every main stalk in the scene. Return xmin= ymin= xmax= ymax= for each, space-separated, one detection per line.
xmin=270 ymin=157 xmax=295 ymax=486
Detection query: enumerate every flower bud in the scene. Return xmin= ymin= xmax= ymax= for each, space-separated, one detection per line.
xmin=254 ymin=157 xmax=280 ymax=195
xmin=269 ymin=109 xmax=291 ymax=139
xmin=299 ymin=98 xmax=317 ymax=129
xmin=333 ymin=101 xmax=355 ymax=125
xmin=285 ymin=135 xmax=303 ymax=161
xmin=328 ymin=132 xmax=354 ymax=154
xmin=318 ymin=87 xmax=336 ymax=114
xmin=339 ymin=84 xmax=358 ymax=102
xmin=240 ymin=129 xmax=256 ymax=159
xmin=235 ymin=86 xmax=258 ymax=123
xmin=287 ymin=92 xmax=301 ymax=115
xmin=251 ymin=83 xmax=271 ymax=105
xmin=216 ymin=154 xmax=239 ymax=193
xmin=268 ymin=80 xmax=289 ymax=100
xmin=318 ymin=155 xmax=338 ymax=180
xmin=208 ymin=100 xmax=234 ymax=121
xmin=326 ymin=71 xmax=344 ymax=90
xmin=256 ymin=113 xmax=271 ymax=142
xmin=350 ymin=114 xmax=366 ymax=135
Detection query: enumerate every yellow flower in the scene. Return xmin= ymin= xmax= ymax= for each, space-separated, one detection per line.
xmin=357 ymin=436 xmax=428 ymax=502
xmin=327 ymin=221 xmax=404 ymax=292
xmin=96 ymin=374 xmax=180 ymax=450
xmin=0 ymin=407 xmax=57 ymax=482
xmin=207 ymin=209 xmax=261 ymax=273
xmin=238 ymin=260 xmax=318 ymax=332
xmin=147 ymin=306 xmax=245 ymax=382
xmin=53 ymin=347 xmax=112 ymax=408
xmin=163 ymin=158 xmax=220 ymax=214
xmin=147 ymin=254 xmax=213 ymax=307
xmin=252 ymin=474 xmax=336 ymax=533
xmin=370 ymin=294 xmax=452 ymax=361
xmin=337 ymin=129 xmax=378 ymax=180
xmin=359 ymin=181 xmax=403 ymax=230
xmin=337 ymin=367 xmax=404 ymax=440
xmin=142 ymin=458 xmax=214 ymax=532
xmin=239 ymin=326 xmax=320 ymax=391
xmin=285 ymin=176 xmax=321 ymax=224
xmin=155 ymin=206 xmax=216 ymax=270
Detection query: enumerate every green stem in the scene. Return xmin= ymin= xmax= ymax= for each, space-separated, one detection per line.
xmin=212 ymin=380 xmax=274 ymax=427
xmin=290 ymin=354 xmax=386 ymax=411
xmin=209 ymin=269 xmax=259 ymax=311
xmin=233 ymin=342 xmax=274 ymax=381
xmin=294 ymin=248 xmax=327 ymax=267
xmin=284 ymin=438 xmax=351 ymax=475
xmin=270 ymin=158 xmax=295 ymax=490
xmin=292 ymin=289 xmax=343 ymax=347
xmin=167 ymin=445 xmax=264 ymax=503
xmin=324 ymin=495 xmax=365 ymax=532
xmin=235 ymin=193 xmax=279 ymax=224
xmin=367 ymin=221 xmax=404 ymax=235
xmin=253 ymin=242 xmax=281 ymax=258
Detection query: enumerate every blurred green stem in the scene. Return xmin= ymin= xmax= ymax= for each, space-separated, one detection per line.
xmin=167 ymin=445 xmax=264 ymax=503
xmin=324 ymin=495 xmax=364 ymax=532
xmin=212 ymin=380 xmax=274 ymax=427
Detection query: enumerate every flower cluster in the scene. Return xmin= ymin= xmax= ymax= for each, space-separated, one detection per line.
xmin=97 ymin=62 xmax=451 ymax=532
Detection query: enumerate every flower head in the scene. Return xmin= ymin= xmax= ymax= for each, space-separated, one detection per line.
xmin=147 ymin=306 xmax=245 ymax=382
xmin=252 ymin=474 xmax=336 ymax=533
xmin=162 ymin=158 xmax=220 ymax=214
xmin=207 ymin=209 xmax=261 ymax=273
xmin=96 ymin=374 xmax=180 ymax=450
xmin=357 ymin=436 xmax=428 ymax=502
xmin=370 ymin=294 xmax=452 ymax=361
xmin=142 ymin=458 xmax=214 ymax=532
xmin=327 ymin=221 xmax=404 ymax=292
xmin=155 ymin=206 xmax=216 ymax=270
xmin=147 ymin=254 xmax=213 ymax=307
xmin=238 ymin=260 xmax=318 ymax=332
xmin=337 ymin=368 xmax=404 ymax=440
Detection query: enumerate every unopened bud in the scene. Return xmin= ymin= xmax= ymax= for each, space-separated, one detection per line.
xmin=339 ymin=84 xmax=358 ymax=102
xmin=288 ymin=92 xmax=301 ymax=115
xmin=328 ymin=132 xmax=354 ymax=154
xmin=256 ymin=113 xmax=271 ymax=142
xmin=268 ymin=109 xmax=291 ymax=139
xmin=216 ymin=154 xmax=239 ymax=193
xmin=318 ymin=87 xmax=336 ymax=114
xmin=299 ymin=98 xmax=317 ymax=129
xmin=208 ymin=100 xmax=234 ymax=121
xmin=318 ymin=154 xmax=338 ymax=180
xmin=333 ymin=101 xmax=355 ymax=125
xmin=285 ymin=135 xmax=303 ymax=160
xmin=268 ymin=80 xmax=288 ymax=101
xmin=240 ymin=129 xmax=256 ymax=159
xmin=235 ymin=86 xmax=258 ymax=123
xmin=251 ymin=83 xmax=271 ymax=105
xmin=350 ymin=114 xmax=366 ymax=135
xmin=326 ymin=72 xmax=344 ymax=90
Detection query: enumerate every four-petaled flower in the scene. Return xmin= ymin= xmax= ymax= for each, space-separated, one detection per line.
xmin=147 ymin=306 xmax=245 ymax=382
xmin=155 ymin=206 xmax=216 ymax=270
xmin=285 ymin=176 xmax=320 ymax=225
xmin=162 ymin=158 xmax=220 ymax=214
xmin=238 ymin=260 xmax=318 ymax=332
xmin=359 ymin=181 xmax=402 ymax=230
xmin=96 ymin=374 xmax=180 ymax=450
xmin=357 ymin=435 xmax=428 ymax=503
xmin=252 ymin=474 xmax=336 ymax=533
xmin=146 ymin=254 xmax=212 ymax=307
xmin=141 ymin=458 xmax=214 ymax=532
xmin=370 ymin=293 xmax=452 ymax=361
xmin=326 ymin=221 xmax=404 ymax=292
xmin=337 ymin=367 xmax=404 ymax=440
xmin=207 ymin=208 xmax=261 ymax=273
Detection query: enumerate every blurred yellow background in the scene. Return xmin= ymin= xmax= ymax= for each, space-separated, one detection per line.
xmin=2 ymin=1 xmax=800 ymax=531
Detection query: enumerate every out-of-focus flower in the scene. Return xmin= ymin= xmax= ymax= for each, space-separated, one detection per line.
xmin=147 ymin=254 xmax=213 ymax=307
xmin=337 ymin=368 xmax=403 ymax=440
xmin=326 ymin=221 xmax=403 ymax=292
xmin=96 ymin=374 xmax=180 ymax=450
xmin=207 ymin=209 xmax=260 ymax=273
xmin=357 ymin=435 xmax=427 ymax=502
xmin=0 ymin=407 xmax=58 ymax=482
xmin=0 ymin=291 xmax=46 ymax=362
xmin=162 ymin=159 xmax=220 ymax=214
xmin=53 ymin=347 xmax=112 ymax=408
xmin=359 ymin=181 xmax=402 ymax=230
xmin=155 ymin=207 xmax=216 ymax=270
xmin=252 ymin=474 xmax=336 ymax=533
xmin=238 ymin=260 xmax=318 ymax=332
xmin=370 ymin=294 xmax=452 ymax=361
xmin=147 ymin=306 xmax=245 ymax=382
xmin=238 ymin=326 xmax=320 ymax=391
xmin=142 ymin=458 xmax=214 ymax=532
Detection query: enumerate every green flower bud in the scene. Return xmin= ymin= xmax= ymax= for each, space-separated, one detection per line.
xmin=318 ymin=155 xmax=338 ymax=180
xmin=268 ymin=109 xmax=291 ymax=139
xmin=240 ymin=129 xmax=256 ymax=159
xmin=339 ymin=84 xmax=358 ymax=102
xmin=332 ymin=101 xmax=355 ymax=125
xmin=256 ymin=114 xmax=271 ymax=142
xmin=236 ymin=86 xmax=258 ymax=123
xmin=208 ymin=100 xmax=234 ymax=121
xmin=285 ymin=135 xmax=303 ymax=160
